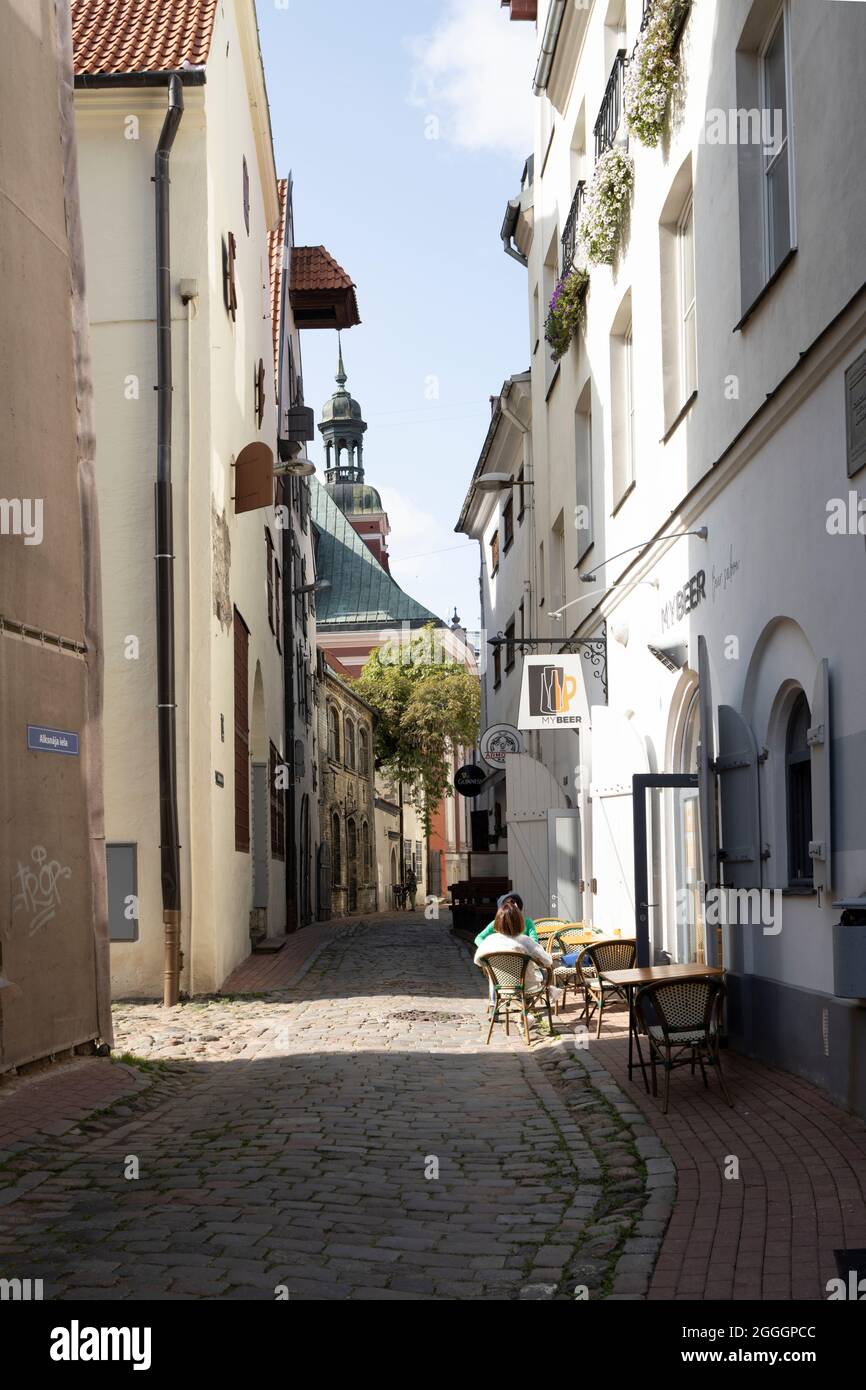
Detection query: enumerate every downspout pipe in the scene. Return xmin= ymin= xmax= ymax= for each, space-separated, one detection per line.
xmin=155 ymin=74 xmax=184 ymax=1006
xmin=532 ymin=0 xmax=566 ymax=96
xmin=500 ymin=198 xmax=528 ymax=267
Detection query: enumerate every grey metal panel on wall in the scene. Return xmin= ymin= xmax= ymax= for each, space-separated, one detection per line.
xmin=107 ymin=844 xmax=138 ymax=942
xmin=717 ymin=705 xmax=763 ymax=891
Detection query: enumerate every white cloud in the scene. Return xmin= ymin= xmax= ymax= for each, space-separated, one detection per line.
xmin=407 ymin=0 xmax=537 ymax=161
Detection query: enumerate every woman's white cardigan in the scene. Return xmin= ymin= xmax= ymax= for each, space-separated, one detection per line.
xmin=474 ymin=934 xmax=553 ymax=988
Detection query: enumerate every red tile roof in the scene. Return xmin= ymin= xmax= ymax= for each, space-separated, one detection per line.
xmin=290 ymin=246 xmax=356 ymax=295
xmin=267 ymin=179 xmax=288 ymax=387
xmin=71 ymin=0 xmax=218 ymax=76
xmin=290 ymin=246 xmax=361 ymax=329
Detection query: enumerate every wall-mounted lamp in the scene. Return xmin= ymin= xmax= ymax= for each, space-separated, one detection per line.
xmin=577 ymin=527 xmax=709 ymax=582
xmin=474 ymin=471 xmax=534 ymax=494
xmin=291 ymin=578 xmax=331 ymax=597
xmin=274 ymin=454 xmax=316 ymax=478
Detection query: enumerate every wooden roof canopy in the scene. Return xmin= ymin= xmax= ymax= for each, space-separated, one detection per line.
xmin=290 ymin=246 xmax=361 ymax=330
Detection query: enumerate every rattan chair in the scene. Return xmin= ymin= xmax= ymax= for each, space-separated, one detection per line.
xmin=550 ymin=927 xmax=591 ymax=1014
xmin=578 ymin=939 xmax=637 ymax=1037
xmin=480 ymin=952 xmax=554 ymax=1046
xmin=634 ymin=976 xmax=732 ymax=1114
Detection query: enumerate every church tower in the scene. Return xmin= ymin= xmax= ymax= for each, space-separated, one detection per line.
xmin=319 ymin=337 xmax=391 ymax=572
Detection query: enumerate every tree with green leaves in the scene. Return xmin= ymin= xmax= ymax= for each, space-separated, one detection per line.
xmin=355 ymin=624 xmax=480 ymax=829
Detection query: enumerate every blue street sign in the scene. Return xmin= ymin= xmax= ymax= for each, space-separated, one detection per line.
xmin=27 ymin=725 xmax=80 ymax=756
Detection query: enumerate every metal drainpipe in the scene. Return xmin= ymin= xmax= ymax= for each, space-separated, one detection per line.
xmin=154 ymin=75 xmax=184 ymax=1006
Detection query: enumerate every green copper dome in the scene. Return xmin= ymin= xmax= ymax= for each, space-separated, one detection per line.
xmin=329 ymin=481 xmax=383 ymax=514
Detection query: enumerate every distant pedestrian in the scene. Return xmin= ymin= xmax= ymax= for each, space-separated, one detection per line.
xmin=405 ymin=868 xmax=418 ymax=911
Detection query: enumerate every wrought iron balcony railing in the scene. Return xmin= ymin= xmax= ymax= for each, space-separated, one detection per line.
xmin=561 ymin=180 xmax=586 ymax=274
xmin=593 ymin=49 xmax=627 ymax=161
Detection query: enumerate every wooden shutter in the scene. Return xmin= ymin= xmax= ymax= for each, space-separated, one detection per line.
xmin=274 ymin=558 xmax=282 ymax=654
xmin=717 ymin=705 xmax=763 ymax=891
xmin=224 ymin=232 xmax=238 ymax=320
xmin=808 ymin=658 xmax=832 ymax=893
xmin=265 ymin=529 xmax=274 ymax=633
xmin=270 ymin=741 xmax=285 ymax=860
xmin=234 ymin=609 xmax=250 ymax=852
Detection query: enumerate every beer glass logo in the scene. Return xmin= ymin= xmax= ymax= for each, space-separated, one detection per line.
xmin=531 ymin=664 xmax=578 ymax=717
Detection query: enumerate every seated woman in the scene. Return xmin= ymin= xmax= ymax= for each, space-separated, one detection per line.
xmin=474 ymin=899 xmax=553 ymax=992
xmin=474 ymin=892 xmax=537 ymax=947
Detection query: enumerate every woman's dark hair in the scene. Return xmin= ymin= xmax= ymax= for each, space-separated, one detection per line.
xmin=493 ymin=901 xmax=525 ymax=938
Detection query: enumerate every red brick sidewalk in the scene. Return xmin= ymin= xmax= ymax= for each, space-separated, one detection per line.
xmin=220 ymin=910 xmax=419 ymax=994
xmin=0 ymin=1058 xmax=143 ymax=1149
xmin=561 ymin=1004 xmax=866 ymax=1301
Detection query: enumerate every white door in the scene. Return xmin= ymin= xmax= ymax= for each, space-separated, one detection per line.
xmin=506 ymin=752 xmax=568 ymax=919
xmin=548 ymin=809 xmax=582 ymax=921
xmin=589 ymin=707 xmax=649 ymax=934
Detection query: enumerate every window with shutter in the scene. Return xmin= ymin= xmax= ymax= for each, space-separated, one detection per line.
xmin=269 ymin=741 xmax=285 ymax=860
xmin=242 ymin=157 xmax=250 ymax=235
xmin=265 ymin=529 xmax=274 ymax=634
xmin=274 ymin=559 xmax=282 ymax=654
xmin=224 ymin=232 xmax=238 ymax=321
xmin=234 ymin=608 xmax=250 ymax=853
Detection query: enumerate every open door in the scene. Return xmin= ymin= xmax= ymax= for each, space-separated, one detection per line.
xmin=590 ymin=706 xmax=649 ymax=935
xmin=697 ymin=635 xmax=720 ymax=966
xmin=506 ymin=752 xmax=568 ymax=917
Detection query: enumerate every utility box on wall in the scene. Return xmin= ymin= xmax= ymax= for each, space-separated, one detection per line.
xmin=832 ymin=899 xmax=866 ymax=998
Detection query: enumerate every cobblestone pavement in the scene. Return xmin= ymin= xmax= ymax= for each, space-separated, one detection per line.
xmin=0 ymin=917 xmax=663 ymax=1301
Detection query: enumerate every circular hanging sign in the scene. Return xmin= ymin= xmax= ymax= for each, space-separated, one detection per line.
xmin=454 ymin=764 xmax=486 ymax=797
xmin=479 ymin=723 xmax=524 ymax=770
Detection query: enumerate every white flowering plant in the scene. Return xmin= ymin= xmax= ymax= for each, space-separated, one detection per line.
xmin=578 ymin=149 xmax=634 ymax=266
xmin=624 ymin=0 xmax=688 ymax=147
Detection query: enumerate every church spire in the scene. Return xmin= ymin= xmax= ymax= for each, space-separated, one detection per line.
xmin=335 ymin=332 xmax=347 ymax=389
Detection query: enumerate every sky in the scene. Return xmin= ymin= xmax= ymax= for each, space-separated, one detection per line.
xmin=257 ymin=0 xmax=537 ymax=631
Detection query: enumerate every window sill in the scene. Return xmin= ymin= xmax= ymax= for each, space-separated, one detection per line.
xmin=493 ymin=681 xmax=502 ymax=692
xmin=661 ymin=389 xmax=698 ymax=444
xmin=545 ymin=363 xmax=561 ymax=402
xmin=782 ymin=885 xmax=816 ymax=898
xmin=734 ymin=246 xmax=798 ymax=332
xmin=611 ymin=479 xmax=636 ymax=518
xmin=503 ymin=537 xmax=514 ymax=555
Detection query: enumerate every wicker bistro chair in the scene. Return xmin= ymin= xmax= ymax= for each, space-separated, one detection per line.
xmin=480 ymin=952 xmax=554 ymax=1046
xmin=549 ymin=927 xmax=592 ymax=1014
xmin=634 ymin=976 xmax=732 ymax=1114
xmin=578 ymin=939 xmax=637 ymax=1037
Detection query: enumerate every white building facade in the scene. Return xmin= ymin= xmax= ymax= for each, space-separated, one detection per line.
xmin=484 ymin=0 xmax=866 ymax=1112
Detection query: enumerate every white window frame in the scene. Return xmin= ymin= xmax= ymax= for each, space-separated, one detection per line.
xmin=624 ymin=319 xmax=636 ymax=488
xmin=677 ymin=193 xmax=697 ymax=401
xmin=758 ymin=2 xmax=795 ymax=281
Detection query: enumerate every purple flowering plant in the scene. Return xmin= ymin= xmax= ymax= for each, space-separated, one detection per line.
xmin=545 ymin=266 xmax=590 ymax=362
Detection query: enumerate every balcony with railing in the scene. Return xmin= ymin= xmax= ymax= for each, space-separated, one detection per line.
xmin=593 ymin=49 xmax=627 ymax=161
xmin=560 ymin=180 xmax=586 ymax=275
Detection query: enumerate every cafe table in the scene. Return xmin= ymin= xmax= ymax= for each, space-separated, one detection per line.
xmin=599 ymin=962 xmax=725 ymax=1092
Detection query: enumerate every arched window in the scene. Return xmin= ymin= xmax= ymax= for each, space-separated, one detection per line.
xmin=328 ymin=704 xmax=340 ymax=762
xmin=345 ymin=717 xmax=356 ymax=770
xmin=362 ymin=821 xmax=371 ymax=879
xmin=331 ymin=811 xmax=341 ymax=885
xmin=359 ymin=726 xmax=370 ymax=777
xmin=786 ymin=691 xmax=813 ymax=888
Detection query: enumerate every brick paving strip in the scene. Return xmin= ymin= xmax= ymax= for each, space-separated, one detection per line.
xmin=0 ymin=916 xmax=663 ymax=1301
xmin=556 ymin=1020 xmax=866 ymax=1301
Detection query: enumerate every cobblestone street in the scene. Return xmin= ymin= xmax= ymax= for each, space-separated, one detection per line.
xmin=0 ymin=916 xmax=663 ymax=1301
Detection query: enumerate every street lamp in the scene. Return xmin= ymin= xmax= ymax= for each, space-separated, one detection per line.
xmin=290 ymin=578 xmax=331 ymax=597
xmin=474 ymin=471 xmax=534 ymax=493
xmin=577 ymin=527 xmax=708 ymax=581
xmin=549 ymin=578 xmax=659 ymax=622
xmin=274 ymin=453 xmax=316 ymax=478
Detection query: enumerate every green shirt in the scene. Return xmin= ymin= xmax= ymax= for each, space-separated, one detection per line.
xmin=474 ymin=918 xmax=537 ymax=947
